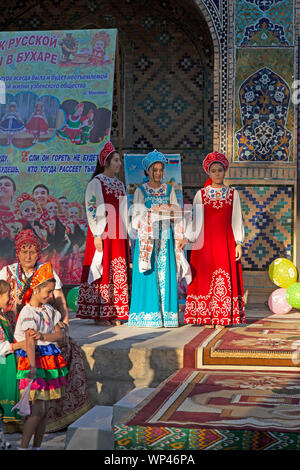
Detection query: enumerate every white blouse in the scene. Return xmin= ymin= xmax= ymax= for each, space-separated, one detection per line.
xmin=14 ymin=303 xmax=61 ymax=346
xmin=185 ymin=186 xmax=244 ymax=244
xmin=85 ymin=174 xmax=128 ymax=237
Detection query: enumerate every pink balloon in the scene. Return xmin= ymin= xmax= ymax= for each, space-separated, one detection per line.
xmin=268 ymin=288 xmax=293 ymax=314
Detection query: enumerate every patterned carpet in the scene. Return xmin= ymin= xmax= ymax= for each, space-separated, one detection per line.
xmin=183 ymin=312 xmax=300 ymax=369
xmin=114 ymin=312 xmax=300 ymax=450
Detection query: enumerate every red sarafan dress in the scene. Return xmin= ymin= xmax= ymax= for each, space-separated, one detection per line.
xmin=77 ymin=174 xmax=130 ymax=321
xmin=184 ymin=185 xmax=245 ymax=326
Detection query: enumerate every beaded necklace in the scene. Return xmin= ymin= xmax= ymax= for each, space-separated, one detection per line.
xmin=15 ymin=263 xmax=37 ymax=291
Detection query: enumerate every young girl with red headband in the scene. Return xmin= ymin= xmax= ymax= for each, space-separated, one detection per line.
xmin=184 ymin=151 xmax=245 ymax=328
xmin=14 ymin=262 xmax=68 ymax=449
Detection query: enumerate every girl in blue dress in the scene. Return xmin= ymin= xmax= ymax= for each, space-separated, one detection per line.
xmin=0 ymin=102 xmax=25 ymax=145
xmin=128 ymin=150 xmax=187 ymax=328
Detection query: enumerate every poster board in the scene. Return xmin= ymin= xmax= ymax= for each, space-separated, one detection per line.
xmin=0 ymin=29 xmax=117 ymax=284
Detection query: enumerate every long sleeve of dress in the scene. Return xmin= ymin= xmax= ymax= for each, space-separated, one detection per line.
xmin=119 ymin=182 xmax=130 ymax=235
xmin=169 ymin=188 xmax=180 ymax=207
xmin=130 ymin=187 xmax=147 ymax=232
xmin=232 ymin=189 xmax=245 ymax=244
xmin=185 ymin=190 xmax=204 ymax=243
xmin=85 ymin=178 xmax=107 ymax=237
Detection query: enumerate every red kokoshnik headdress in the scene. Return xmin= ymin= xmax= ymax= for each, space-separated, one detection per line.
xmin=202 ymin=151 xmax=229 ymax=187
xmin=15 ymin=229 xmax=42 ymax=256
xmin=99 ymin=141 xmax=116 ymax=167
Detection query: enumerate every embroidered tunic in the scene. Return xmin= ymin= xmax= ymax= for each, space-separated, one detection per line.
xmin=184 ymin=185 xmax=245 ymax=325
xmin=128 ymin=183 xmax=179 ymax=328
xmin=77 ymin=174 xmax=130 ymax=321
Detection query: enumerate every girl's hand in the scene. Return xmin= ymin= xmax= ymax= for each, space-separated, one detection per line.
xmin=29 ymin=331 xmax=42 ymax=341
xmin=94 ymin=237 xmax=103 ymax=252
xmin=177 ymin=238 xmax=188 ymax=251
xmin=11 ymin=340 xmax=27 ymax=351
xmin=235 ymin=244 xmax=242 ymax=261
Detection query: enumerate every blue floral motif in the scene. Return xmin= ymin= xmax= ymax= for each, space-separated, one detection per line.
xmin=244 ymin=0 xmax=285 ymax=12
xmin=235 ymin=67 xmax=292 ymax=161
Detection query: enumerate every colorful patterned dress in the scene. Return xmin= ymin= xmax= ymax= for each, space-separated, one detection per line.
xmin=14 ymin=304 xmax=68 ymax=401
xmin=0 ymin=262 xmax=92 ymax=431
xmin=184 ymin=185 xmax=245 ymax=326
xmin=57 ymin=110 xmax=82 ymax=144
xmin=0 ymin=313 xmax=21 ymax=430
xmin=77 ymin=174 xmax=130 ymax=321
xmin=26 ymin=111 xmax=49 ymax=139
xmin=0 ymin=112 xmax=25 ymax=135
xmin=128 ymin=183 xmax=179 ymax=328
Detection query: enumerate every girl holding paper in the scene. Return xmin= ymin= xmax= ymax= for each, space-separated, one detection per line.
xmin=128 ymin=149 xmax=190 ymax=328
xmin=77 ymin=141 xmax=130 ymax=326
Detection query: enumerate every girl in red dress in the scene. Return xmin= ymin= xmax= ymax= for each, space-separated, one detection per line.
xmin=77 ymin=142 xmax=130 ymax=326
xmin=26 ymin=102 xmax=49 ymax=144
xmin=184 ymin=152 xmax=245 ymax=328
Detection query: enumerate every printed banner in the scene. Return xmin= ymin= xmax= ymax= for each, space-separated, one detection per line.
xmin=0 ymin=29 xmax=117 ymax=284
xmin=124 ymin=153 xmax=187 ymax=302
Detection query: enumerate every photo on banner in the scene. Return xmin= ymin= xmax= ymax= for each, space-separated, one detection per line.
xmin=0 ymin=29 xmax=117 ymax=284
xmin=124 ymin=153 xmax=187 ymax=303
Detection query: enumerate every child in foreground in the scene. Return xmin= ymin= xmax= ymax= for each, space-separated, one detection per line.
xmin=14 ymin=262 xmax=68 ymax=450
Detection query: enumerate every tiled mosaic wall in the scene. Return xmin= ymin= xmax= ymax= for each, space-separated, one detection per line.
xmin=234 ymin=1 xmax=295 ymax=163
xmin=0 ymin=0 xmax=215 ymax=187
xmin=234 ymin=185 xmax=294 ymax=270
xmin=230 ymin=0 xmax=297 ymax=294
xmin=0 ymin=0 xmax=298 ymax=292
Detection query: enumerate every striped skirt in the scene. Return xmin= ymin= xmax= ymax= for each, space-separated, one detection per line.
xmin=16 ymin=344 xmax=68 ymax=401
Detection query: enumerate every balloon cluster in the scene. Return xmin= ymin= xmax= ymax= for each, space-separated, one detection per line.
xmin=67 ymin=286 xmax=79 ymax=312
xmin=268 ymin=258 xmax=299 ymax=313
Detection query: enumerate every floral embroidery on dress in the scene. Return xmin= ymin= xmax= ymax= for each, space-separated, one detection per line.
xmin=207 ymin=186 xmax=228 ymax=199
xmin=96 ymin=174 xmax=125 ymax=198
xmin=87 ymin=195 xmax=97 ymax=220
xmin=99 ymin=256 xmax=129 ymax=318
xmin=185 ymin=268 xmax=245 ymax=325
xmin=144 ymin=183 xmax=167 ymax=197
xmin=203 ymin=186 xmax=233 ymax=209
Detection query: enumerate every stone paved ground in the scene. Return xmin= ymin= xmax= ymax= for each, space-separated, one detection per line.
xmin=4 ymin=431 xmax=66 ymax=450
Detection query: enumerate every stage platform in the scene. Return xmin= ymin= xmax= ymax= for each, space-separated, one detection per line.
xmin=114 ymin=367 xmax=300 ymax=450
xmin=71 ymin=304 xmax=273 ymax=406
xmin=70 ymin=304 xmax=300 ymax=450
